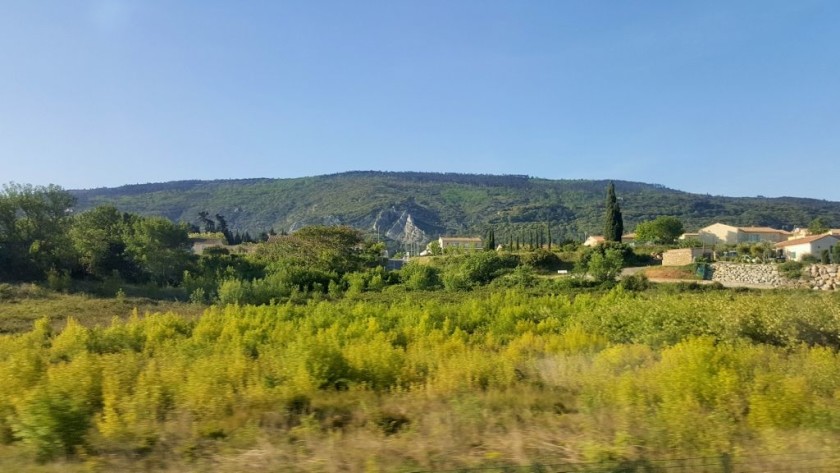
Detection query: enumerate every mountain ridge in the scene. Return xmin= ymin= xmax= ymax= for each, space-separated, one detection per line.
xmin=69 ymin=171 xmax=840 ymax=248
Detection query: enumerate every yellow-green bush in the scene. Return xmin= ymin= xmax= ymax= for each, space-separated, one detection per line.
xmin=2 ymin=288 xmax=840 ymax=470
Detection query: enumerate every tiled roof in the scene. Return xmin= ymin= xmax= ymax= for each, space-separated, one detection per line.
xmin=738 ymin=226 xmax=791 ymax=234
xmin=775 ymin=234 xmax=839 ymax=248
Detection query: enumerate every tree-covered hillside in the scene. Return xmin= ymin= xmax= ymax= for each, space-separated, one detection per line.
xmin=71 ymin=171 xmax=840 ymax=246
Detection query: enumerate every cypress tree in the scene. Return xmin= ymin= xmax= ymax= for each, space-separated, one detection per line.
xmin=547 ymin=223 xmax=552 ymax=250
xmin=485 ymin=229 xmax=496 ymax=251
xmin=604 ymin=182 xmax=624 ymax=242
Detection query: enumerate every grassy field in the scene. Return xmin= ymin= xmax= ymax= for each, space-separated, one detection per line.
xmin=2 ymin=284 xmax=840 ymax=471
xmin=0 ymin=284 xmax=205 ymax=334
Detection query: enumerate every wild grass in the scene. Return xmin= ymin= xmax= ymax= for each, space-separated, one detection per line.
xmin=2 ymin=286 xmax=840 ymax=471
xmin=0 ymin=283 xmax=204 ymax=334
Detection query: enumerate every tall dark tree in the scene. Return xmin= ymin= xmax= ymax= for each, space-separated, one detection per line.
xmin=198 ymin=211 xmax=215 ymax=233
xmin=484 ymin=229 xmax=496 ymax=251
xmin=603 ymin=182 xmax=624 ymax=242
xmin=547 ymin=222 xmax=552 ymax=250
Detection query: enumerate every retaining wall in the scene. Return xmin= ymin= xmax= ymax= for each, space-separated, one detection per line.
xmin=709 ymin=263 xmax=840 ymax=290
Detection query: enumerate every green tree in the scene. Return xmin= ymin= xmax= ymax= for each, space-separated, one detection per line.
xmin=69 ymin=205 xmax=137 ymax=280
xmin=634 ymin=216 xmax=685 ymax=244
xmin=124 ymin=216 xmax=194 ymax=285
xmin=808 ymin=217 xmax=830 ymax=235
xmin=0 ymin=183 xmax=76 ymax=281
xmin=254 ymin=225 xmax=383 ymax=280
xmin=400 ymin=263 xmax=442 ymax=290
xmin=603 ymin=182 xmax=624 ymax=242
xmin=484 ymin=229 xmax=496 ymax=251
xmin=426 ymin=239 xmax=442 ymax=256
xmin=547 ymin=222 xmax=552 ymax=250
xmin=586 ymin=247 xmax=624 ymax=283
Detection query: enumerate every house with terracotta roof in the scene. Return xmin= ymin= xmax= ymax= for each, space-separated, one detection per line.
xmin=438 ymin=236 xmax=483 ymax=250
xmin=775 ymin=234 xmax=840 ymax=262
xmin=678 ymin=232 xmax=700 ymax=241
xmin=697 ymin=223 xmax=791 ymax=245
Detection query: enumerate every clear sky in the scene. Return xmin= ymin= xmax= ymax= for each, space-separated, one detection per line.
xmin=1 ymin=1 xmax=839 ymax=200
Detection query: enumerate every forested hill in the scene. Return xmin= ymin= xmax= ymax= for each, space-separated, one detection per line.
xmin=70 ymin=171 xmax=840 ymax=245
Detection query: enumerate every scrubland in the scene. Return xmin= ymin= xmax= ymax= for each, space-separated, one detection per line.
xmin=2 ymin=287 xmax=840 ymax=471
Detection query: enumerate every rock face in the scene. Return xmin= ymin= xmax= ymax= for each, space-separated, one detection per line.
xmin=807 ymin=264 xmax=840 ymax=291
xmin=710 ymin=263 xmax=788 ymax=288
xmin=284 ymin=205 xmax=441 ymax=249
xmin=373 ymin=208 xmax=429 ymax=245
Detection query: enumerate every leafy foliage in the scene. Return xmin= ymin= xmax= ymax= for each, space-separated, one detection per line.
xmin=808 ymin=217 xmax=830 ymax=235
xmin=634 ymin=216 xmax=684 ymax=244
xmin=0 ymin=183 xmax=76 ymax=281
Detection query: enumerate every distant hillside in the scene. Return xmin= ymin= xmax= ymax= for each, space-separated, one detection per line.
xmin=71 ymin=171 xmax=840 ymax=248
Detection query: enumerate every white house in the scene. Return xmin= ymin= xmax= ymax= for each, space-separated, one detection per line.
xmin=583 ymin=234 xmax=635 ymax=247
xmin=775 ymin=234 xmax=840 ymax=262
xmin=583 ymin=235 xmax=605 ymax=247
xmin=438 ymin=236 xmax=483 ymax=250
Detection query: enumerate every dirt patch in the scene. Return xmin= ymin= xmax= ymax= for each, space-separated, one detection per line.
xmin=643 ymin=266 xmax=699 ymax=280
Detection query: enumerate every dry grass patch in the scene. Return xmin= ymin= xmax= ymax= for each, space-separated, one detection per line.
xmin=642 ymin=265 xmax=699 ymax=280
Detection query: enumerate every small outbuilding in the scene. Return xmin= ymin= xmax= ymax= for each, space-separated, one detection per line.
xmin=662 ymin=248 xmax=711 ymax=266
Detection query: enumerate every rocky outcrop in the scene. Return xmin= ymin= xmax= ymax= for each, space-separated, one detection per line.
xmin=807 ymin=264 xmax=840 ymax=291
xmin=710 ymin=263 xmax=788 ymax=288
xmin=372 ymin=208 xmax=431 ymax=246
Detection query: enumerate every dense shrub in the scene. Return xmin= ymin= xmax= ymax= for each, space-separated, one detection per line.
xmin=399 ymin=263 xmax=442 ymax=291
xmin=778 ymin=261 xmax=804 ymax=280
xmin=520 ymin=248 xmax=562 ymax=271
xmin=441 ymin=251 xmax=517 ymax=290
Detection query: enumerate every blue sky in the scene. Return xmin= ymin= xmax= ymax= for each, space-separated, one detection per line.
xmin=1 ymin=1 xmax=839 ymax=200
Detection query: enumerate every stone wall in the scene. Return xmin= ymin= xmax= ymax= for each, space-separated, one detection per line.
xmin=807 ymin=264 xmax=840 ymax=291
xmin=710 ymin=263 xmax=788 ymax=288
xmin=709 ymin=263 xmax=840 ymax=290
xmin=662 ymin=248 xmax=710 ymax=266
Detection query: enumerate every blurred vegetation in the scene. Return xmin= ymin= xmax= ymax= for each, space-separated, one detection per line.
xmin=2 ymin=288 xmax=840 ymax=470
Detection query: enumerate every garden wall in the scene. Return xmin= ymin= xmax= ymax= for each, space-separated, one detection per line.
xmin=710 ymin=263 xmax=840 ymax=290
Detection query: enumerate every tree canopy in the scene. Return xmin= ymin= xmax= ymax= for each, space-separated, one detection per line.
xmin=635 ymin=216 xmax=685 ymax=244
xmin=808 ymin=217 xmax=830 ymax=235
xmin=0 ymin=183 xmax=76 ymax=280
